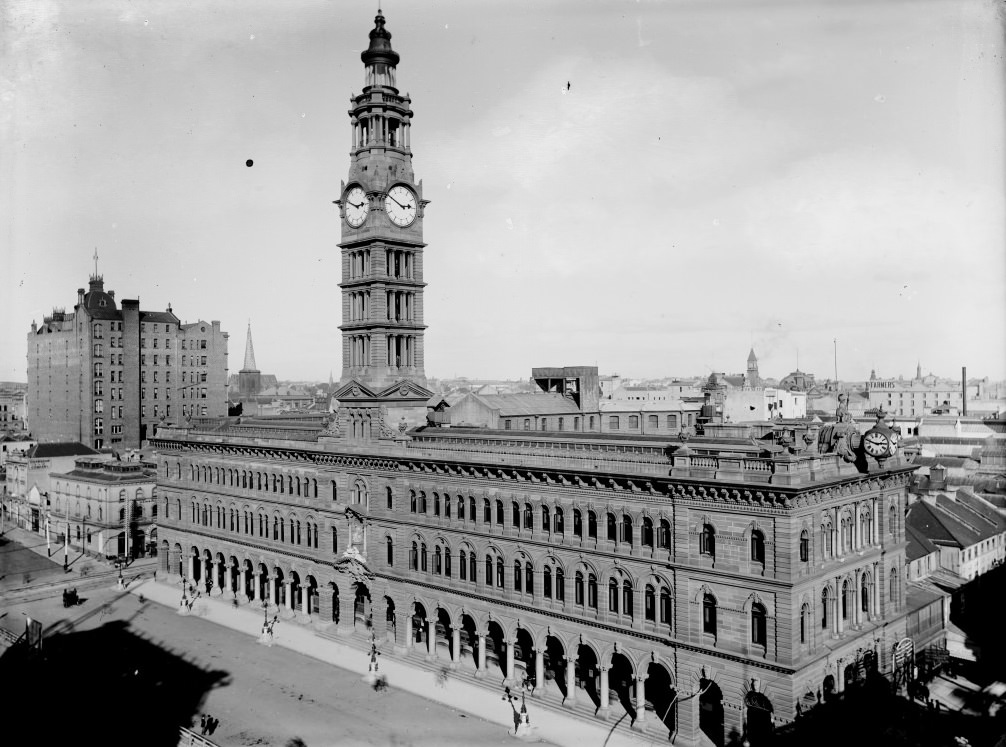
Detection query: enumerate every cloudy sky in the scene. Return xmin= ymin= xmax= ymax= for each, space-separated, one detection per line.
xmin=3 ymin=0 xmax=1004 ymax=384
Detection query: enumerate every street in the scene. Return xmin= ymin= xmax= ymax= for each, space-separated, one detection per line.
xmin=0 ymin=537 xmax=534 ymax=747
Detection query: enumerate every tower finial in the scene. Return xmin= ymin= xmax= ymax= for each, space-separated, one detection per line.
xmin=93 ymin=247 xmax=99 ymax=278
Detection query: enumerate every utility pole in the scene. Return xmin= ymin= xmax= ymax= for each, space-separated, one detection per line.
xmin=833 ymin=338 xmax=838 ymax=383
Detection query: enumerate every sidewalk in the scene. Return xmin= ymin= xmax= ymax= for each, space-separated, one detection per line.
xmin=130 ymin=577 xmax=665 ymax=747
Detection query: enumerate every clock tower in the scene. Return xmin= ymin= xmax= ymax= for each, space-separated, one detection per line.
xmin=335 ymin=9 xmax=428 ymax=391
xmin=329 ymin=10 xmax=432 ymax=441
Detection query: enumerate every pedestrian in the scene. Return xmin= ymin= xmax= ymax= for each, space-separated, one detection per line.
xmin=208 ymin=716 xmax=218 ymax=735
xmin=200 ymin=714 xmax=207 ymax=734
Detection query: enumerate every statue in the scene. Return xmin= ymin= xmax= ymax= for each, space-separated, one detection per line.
xmin=377 ymin=405 xmax=398 ymax=439
xmin=817 ymin=393 xmax=861 ymax=463
xmin=322 ymin=399 xmax=343 ymax=436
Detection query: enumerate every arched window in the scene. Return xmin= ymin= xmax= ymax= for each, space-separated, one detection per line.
xmin=659 ymin=519 xmax=671 ymax=549
xmin=606 ymin=512 xmax=617 ymax=541
xmin=861 ymin=578 xmax=870 ymax=614
xmin=888 ymin=505 xmax=897 ymax=538
xmin=386 ymin=487 xmax=393 ymax=510
xmin=433 ymin=492 xmax=441 ymax=517
xmin=514 ymin=561 xmax=522 ymax=592
xmin=444 ymin=495 xmax=451 ymax=519
xmin=525 ymin=562 xmax=533 ymax=595
xmin=889 ymin=566 xmax=898 ymax=606
xmin=445 ymin=548 xmax=452 ymax=577
xmin=512 ymin=501 xmax=520 ymax=528
xmin=622 ymin=580 xmax=633 ymax=617
xmin=751 ymin=602 xmax=767 ymax=646
xmin=485 ymin=555 xmax=493 ymax=586
xmin=575 ymin=571 xmax=584 ymax=605
xmin=800 ymin=603 xmax=810 ymax=643
xmin=420 ymin=543 xmax=428 ymax=572
xmin=750 ymin=529 xmax=765 ymax=564
xmin=573 ymin=509 xmax=582 ymax=537
xmin=660 ymin=587 xmax=671 ymax=625
xmin=523 ymin=503 xmax=533 ymax=530
xmin=555 ymin=568 xmax=564 ymax=601
xmin=823 ymin=522 xmax=833 ymax=557
xmin=642 ymin=517 xmax=654 ymax=547
xmin=542 ymin=505 xmax=550 ymax=533
xmin=842 ymin=579 xmax=851 ymax=619
xmin=410 ymin=542 xmax=418 ymax=570
xmin=410 ymin=491 xmax=417 ymax=513
xmin=700 ymin=523 xmax=716 ymax=557
xmin=469 ymin=496 xmax=476 ymax=522
xmin=587 ymin=573 xmax=598 ymax=609
xmin=484 ymin=498 xmax=491 ymax=523
xmin=434 ymin=546 xmax=443 ymax=574
xmin=544 ymin=566 xmax=553 ymax=598
xmin=800 ymin=530 xmax=810 ymax=562
xmin=419 ymin=492 xmax=427 ymax=514
xmin=645 ymin=585 xmax=656 ymax=620
xmin=469 ymin=552 xmax=476 ymax=582
xmin=703 ymin=593 xmax=717 ymax=635
xmin=554 ymin=507 xmax=564 ymax=534
xmin=459 ymin=550 xmax=467 ymax=581
xmin=621 ymin=515 xmax=633 ymax=546
xmin=387 ymin=537 xmax=394 ymax=566
xmin=608 ymin=579 xmax=619 ymax=613
xmin=332 ymin=527 xmax=338 ymax=554
xmin=821 ymin=588 xmax=830 ymax=630
xmin=588 ymin=510 xmax=597 ymax=539
xmin=496 ymin=558 xmax=504 ymax=588
xmin=496 ymin=500 xmax=504 ymax=525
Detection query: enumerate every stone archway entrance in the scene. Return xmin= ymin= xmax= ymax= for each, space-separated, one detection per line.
xmin=460 ymin=614 xmax=479 ymax=670
xmin=699 ymin=678 xmax=724 ymax=747
xmin=647 ymin=662 xmax=677 ymax=738
xmin=576 ymin=644 xmax=599 ymax=708
xmin=544 ymin=636 xmax=566 ymax=698
xmin=514 ymin=627 xmax=534 ymax=681
xmin=609 ymin=652 xmax=635 ymax=721
xmin=486 ymin=620 xmax=506 ymax=679
xmin=355 ymin=583 xmax=372 ymax=629
xmin=744 ymin=690 xmax=774 ymax=746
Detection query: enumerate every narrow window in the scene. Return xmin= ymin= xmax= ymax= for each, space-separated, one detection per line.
xmin=752 ymin=603 xmax=767 ymax=646
xmin=703 ymin=594 xmax=717 ymax=635
xmin=750 ymin=529 xmax=765 ymax=564
xmin=800 ymin=530 xmax=810 ymax=563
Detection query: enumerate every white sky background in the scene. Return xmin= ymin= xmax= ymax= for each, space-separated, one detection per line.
xmin=2 ymin=0 xmax=1004 ymax=384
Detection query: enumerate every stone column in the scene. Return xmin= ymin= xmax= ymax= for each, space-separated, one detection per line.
xmin=872 ymin=500 xmax=879 ymax=545
xmin=854 ymin=572 xmax=862 ymax=627
xmin=873 ymin=562 xmax=880 ymax=616
xmin=505 ymin=639 xmax=515 ymax=684
xmin=634 ymin=675 xmax=648 ymax=727
xmin=302 ymin=585 xmax=310 ymax=615
xmin=836 ymin=661 xmax=845 ymax=693
xmin=476 ymin=633 xmax=486 ymax=677
xmin=187 ymin=555 xmax=195 ymax=583
xmin=598 ymin=665 xmax=609 ymax=715
xmin=255 ymin=572 xmax=263 ymax=602
xmin=405 ymin=614 xmax=413 ymax=650
xmin=564 ymin=655 xmax=577 ymax=707
xmin=272 ymin=578 xmax=280 ymax=606
xmin=832 ymin=591 xmax=840 ymax=637
xmin=285 ymin=581 xmax=294 ymax=612
xmin=428 ymin=618 xmax=437 ymax=660
xmin=451 ymin=627 xmax=461 ymax=668
xmin=535 ymin=648 xmax=545 ymax=696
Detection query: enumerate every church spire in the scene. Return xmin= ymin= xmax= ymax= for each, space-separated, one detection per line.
xmin=242 ymin=322 xmax=258 ymax=372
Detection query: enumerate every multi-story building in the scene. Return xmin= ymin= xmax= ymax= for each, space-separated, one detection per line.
xmin=3 ymin=442 xmax=98 ymax=532
xmin=48 ymin=454 xmax=158 ymax=560
xmin=27 ymin=275 xmax=229 ymax=450
xmin=0 ymin=386 xmax=29 ymax=434
xmin=153 ymin=12 xmax=946 ymax=747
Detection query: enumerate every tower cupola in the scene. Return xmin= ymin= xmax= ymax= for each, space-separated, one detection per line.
xmin=361 ymin=10 xmax=399 ymax=90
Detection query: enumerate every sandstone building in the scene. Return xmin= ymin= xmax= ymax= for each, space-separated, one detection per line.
xmin=153 ymin=12 xmax=945 ymax=746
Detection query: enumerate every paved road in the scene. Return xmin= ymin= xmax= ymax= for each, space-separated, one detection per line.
xmin=0 ymin=543 xmax=525 ymax=747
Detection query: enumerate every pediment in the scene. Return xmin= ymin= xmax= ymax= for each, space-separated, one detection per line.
xmin=374 ymin=379 xmax=435 ymax=401
xmin=331 ymin=380 xmax=380 ymax=400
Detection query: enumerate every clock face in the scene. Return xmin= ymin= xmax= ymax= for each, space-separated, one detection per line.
xmin=345 ymin=187 xmax=368 ymax=227
xmin=863 ymin=431 xmax=889 ymax=457
xmin=385 ymin=185 xmax=417 ymax=227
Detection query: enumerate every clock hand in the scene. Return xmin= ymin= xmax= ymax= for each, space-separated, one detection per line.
xmin=388 ymin=194 xmax=409 ymax=210
xmin=348 ymin=200 xmax=365 ymax=209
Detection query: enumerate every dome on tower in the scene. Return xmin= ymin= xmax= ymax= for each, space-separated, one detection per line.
xmin=361 ymin=10 xmax=400 ymax=68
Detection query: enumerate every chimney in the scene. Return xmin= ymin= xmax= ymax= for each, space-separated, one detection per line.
xmin=962 ymin=366 xmax=967 ymax=416
xmin=77 ymin=288 xmax=85 ymax=305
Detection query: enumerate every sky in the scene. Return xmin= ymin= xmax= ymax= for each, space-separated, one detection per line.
xmin=3 ymin=0 xmax=1005 ymax=384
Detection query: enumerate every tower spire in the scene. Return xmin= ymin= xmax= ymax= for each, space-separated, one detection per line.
xmin=243 ymin=321 xmax=258 ymax=372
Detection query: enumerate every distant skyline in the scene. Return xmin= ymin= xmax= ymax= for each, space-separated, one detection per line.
xmin=4 ymin=0 xmax=1005 ymax=384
